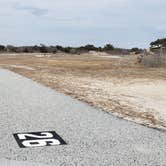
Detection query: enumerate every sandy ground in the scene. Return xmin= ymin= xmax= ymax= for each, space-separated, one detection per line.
xmin=0 ymin=53 xmax=166 ymax=130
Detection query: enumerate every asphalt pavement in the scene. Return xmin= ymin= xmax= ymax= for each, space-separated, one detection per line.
xmin=0 ymin=69 xmax=166 ymax=166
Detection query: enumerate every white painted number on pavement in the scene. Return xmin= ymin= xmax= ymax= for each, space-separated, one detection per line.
xmin=13 ymin=131 xmax=66 ymax=148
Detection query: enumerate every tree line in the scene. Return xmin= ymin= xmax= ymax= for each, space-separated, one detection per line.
xmin=0 ymin=43 xmax=145 ymax=54
xmin=1 ymin=38 xmax=165 ymax=54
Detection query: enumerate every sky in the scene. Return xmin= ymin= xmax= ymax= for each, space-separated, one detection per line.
xmin=0 ymin=0 xmax=166 ymax=48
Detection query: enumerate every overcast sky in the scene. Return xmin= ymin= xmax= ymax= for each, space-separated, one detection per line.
xmin=0 ymin=0 xmax=165 ymax=48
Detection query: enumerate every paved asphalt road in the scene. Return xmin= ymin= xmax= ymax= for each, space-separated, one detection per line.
xmin=0 ymin=69 xmax=166 ymax=166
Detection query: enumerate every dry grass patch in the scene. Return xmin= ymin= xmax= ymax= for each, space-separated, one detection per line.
xmin=1 ymin=53 xmax=166 ymax=130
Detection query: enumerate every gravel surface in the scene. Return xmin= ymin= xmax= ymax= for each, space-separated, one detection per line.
xmin=0 ymin=69 xmax=166 ymax=166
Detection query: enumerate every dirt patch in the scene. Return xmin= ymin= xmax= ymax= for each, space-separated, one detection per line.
xmin=0 ymin=53 xmax=166 ymax=130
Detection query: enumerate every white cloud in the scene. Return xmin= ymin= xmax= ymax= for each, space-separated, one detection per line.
xmin=0 ymin=0 xmax=165 ymax=48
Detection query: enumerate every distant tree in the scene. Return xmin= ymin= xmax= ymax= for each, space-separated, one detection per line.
xmin=6 ymin=45 xmax=16 ymax=52
xmin=56 ymin=45 xmax=64 ymax=52
xmin=63 ymin=47 xmax=72 ymax=53
xmin=23 ymin=47 xmax=29 ymax=53
xmin=103 ymin=44 xmax=114 ymax=51
xmin=0 ymin=45 xmax=5 ymax=52
xmin=130 ymin=47 xmax=142 ymax=54
xmin=32 ymin=45 xmax=40 ymax=52
xmin=49 ymin=46 xmax=57 ymax=54
xmin=84 ymin=45 xmax=97 ymax=51
xmin=39 ymin=44 xmax=48 ymax=53
xmin=98 ymin=47 xmax=102 ymax=52
xmin=150 ymin=38 xmax=166 ymax=49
